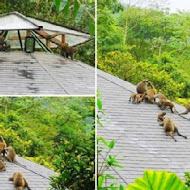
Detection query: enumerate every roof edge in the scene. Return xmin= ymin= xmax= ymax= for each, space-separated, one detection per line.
xmin=28 ymin=15 xmax=91 ymax=37
xmin=0 ymin=11 xmax=43 ymax=30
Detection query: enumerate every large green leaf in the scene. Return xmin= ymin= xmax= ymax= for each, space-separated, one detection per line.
xmin=89 ymin=17 xmax=95 ymax=37
xmin=126 ymin=170 xmax=188 ymax=190
xmin=55 ymin=0 xmax=61 ymax=11
xmin=75 ymin=4 xmax=85 ymax=23
xmin=73 ymin=0 xmax=80 ymax=18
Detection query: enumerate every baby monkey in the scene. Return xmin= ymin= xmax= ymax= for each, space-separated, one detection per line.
xmin=0 ymin=157 xmax=6 ymax=171
xmin=179 ymin=104 xmax=190 ymax=115
xmin=144 ymin=88 xmax=157 ymax=103
xmin=157 ymin=112 xmax=166 ymax=122
xmin=129 ymin=93 xmax=143 ymax=104
xmin=160 ymin=118 xmax=187 ymax=142
xmin=5 ymin=146 xmax=16 ymax=162
xmin=129 ymin=93 xmax=137 ymax=103
xmin=9 ymin=172 xmax=31 ymax=190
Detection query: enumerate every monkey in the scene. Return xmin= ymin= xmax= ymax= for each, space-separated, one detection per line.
xmin=144 ymin=88 xmax=157 ymax=103
xmin=60 ymin=43 xmax=78 ymax=60
xmin=136 ymin=80 xmax=149 ymax=94
xmin=129 ymin=93 xmax=137 ymax=103
xmin=0 ymin=157 xmax=6 ymax=171
xmin=5 ymin=146 xmax=16 ymax=162
xmin=0 ymin=136 xmax=6 ymax=157
xmin=135 ymin=94 xmax=143 ymax=104
xmin=159 ymin=118 xmax=187 ymax=142
xmin=159 ymin=99 xmax=177 ymax=113
xmin=154 ymin=92 xmax=167 ymax=102
xmin=179 ymin=104 xmax=190 ymax=115
xmin=9 ymin=172 xmax=31 ymax=190
xmin=154 ymin=92 xmax=168 ymax=107
xmin=157 ymin=112 xmax=166 ymax=122
xmin=136 ymin=80 xmax=155 ymax=94
xmin=129 ymin=93 xmax=143 ymax=104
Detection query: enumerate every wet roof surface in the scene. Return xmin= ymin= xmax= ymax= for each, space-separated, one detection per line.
xmin=0 ymin=51 xmax=95 ymax=95
xmin=98 ymin=69 xmax=190 ymax=186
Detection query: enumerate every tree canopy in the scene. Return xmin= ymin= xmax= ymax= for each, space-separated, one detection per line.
xmin=98 ymin=1 xmax=190 ymax=104
xmin=0 ymin=97 xmax=95 ymax=189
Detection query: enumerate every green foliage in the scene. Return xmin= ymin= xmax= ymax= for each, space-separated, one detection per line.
xmin=184 ymin=172 xmax=190 ymax=188
xmin=75 ymin=40 xmax=95 ymax=66
xmin=0 ymin=97 xmax=95 ymax=189
xmin=50 ymin=130 xmax=95 ymax=189
xmin=98 ymin=51 xmax=185 ymax=100
xmin=50 ymin=97 xmax=95 ymax=189
xmin=126 ymin=170 xmax=188 ymax=190
xmin=55 ymin=0 xmax=95 ymax=37
xmin=98 ymin=4 xmax=190 ymax=104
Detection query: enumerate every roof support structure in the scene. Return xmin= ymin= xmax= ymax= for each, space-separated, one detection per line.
xmin=17 ymin=30 xmax=23 ymax=51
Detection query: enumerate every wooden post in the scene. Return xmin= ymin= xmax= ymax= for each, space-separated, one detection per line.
xmin=26 ymin=30 xmax=31 ymax=37
xmin=62 ymin=34 xmax=65 ymax=44
xmin=18 ymin=30 xmax=23 ymax=51
xmin=46 ymin=40 xmax=50 ymax=49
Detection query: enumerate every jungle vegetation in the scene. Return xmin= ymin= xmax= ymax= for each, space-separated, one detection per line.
xmin=0 ymin=97 xmax=95 ymax=189
xmin=98 ymin=0 xmax=190 ymax=104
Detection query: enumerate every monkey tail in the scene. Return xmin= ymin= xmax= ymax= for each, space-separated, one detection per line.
xmin=147 ymin=81 xmax=155 ymax=89
xmin=24 ymin=178 xmax=32 ymax=190
xmin=26 ymin=183 xmax=32 ymax=190
xmin=173 ymin=107 xmax=179 ymax=114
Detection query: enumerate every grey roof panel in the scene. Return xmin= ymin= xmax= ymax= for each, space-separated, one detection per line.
xmin=0 ymin=156 xmax=54 ymax=190
xmin=0 ymin=12 xmax=40 ymax=30
xmin=0 ymin=51 xmax=95 ymax=95
xmin=98 ymin=69 xmax=190 ymax=186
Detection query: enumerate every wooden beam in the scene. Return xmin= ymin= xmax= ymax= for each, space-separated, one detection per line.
xmin=62 ymin=34 xmax=65 ymax=44
xmin=34 ymin=30 xmax=64 ymax=47
xmin=46 ymin=40 xmax=50 ymax=49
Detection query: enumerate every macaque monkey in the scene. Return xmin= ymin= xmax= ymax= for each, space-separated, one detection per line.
xmin=60 ymin=43 xmax=78 ymax=60
xmin=179 ymin=104 xmax=190 ymax=115
xmin=0 ymin=157 xmax=6 ymax=171
xmin=159 ymin=100 xmax=177 ymax=113
xmin=136 ymin=80 xmax=155 ymax=94
xmin=136 ymin=80 xmax=149 ymax=94
xmin=160 ymin=118 xmax=187 ymax=142
xmin=157 ymin=112 xmax=166 ymax=122
xmin=9 ymin=172 xmax=31 ymax=190
xmin=129 ymin=93 xmax=137 ymax=103
xmin=136 ymin=94 xmax=143 ymax=104
xmin=144 ymin=88 xmax=157 ymax=103
xmin=129 ymin=93 xmax=142 ymax=104
xmin=0 ymin=136 xmax=6 ymax=157
xmin=5 ymin=146 xmax=16 ymax=162
xmin=154 ymin=92 xmax=167 ymax=102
